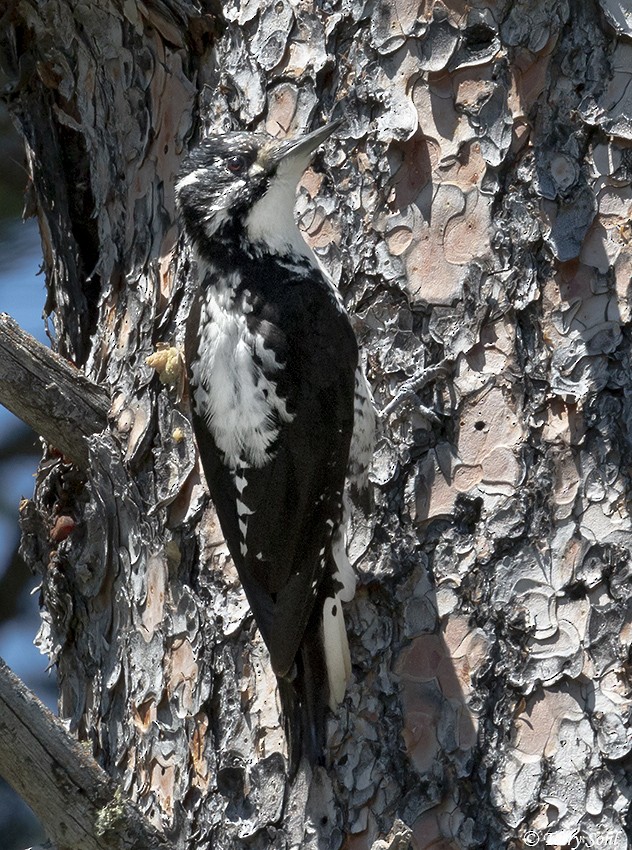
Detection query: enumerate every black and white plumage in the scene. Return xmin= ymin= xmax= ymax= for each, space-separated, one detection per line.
xmin=175 ymin=123 xmax=374 ymax=769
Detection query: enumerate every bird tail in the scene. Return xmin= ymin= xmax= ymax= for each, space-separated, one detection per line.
xmin=278 ymin=587 xmax=351 ymax=776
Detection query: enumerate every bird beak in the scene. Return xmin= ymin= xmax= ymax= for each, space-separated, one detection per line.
xmin=268 ymin=120 xmax=342 ymax=168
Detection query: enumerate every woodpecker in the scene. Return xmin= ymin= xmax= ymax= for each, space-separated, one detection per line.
xmin=175 ymin=122 xmax=374 ymax=770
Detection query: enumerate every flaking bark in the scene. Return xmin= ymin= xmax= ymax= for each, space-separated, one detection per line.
xmin=1 ymin=1 xmax=632 ymax=849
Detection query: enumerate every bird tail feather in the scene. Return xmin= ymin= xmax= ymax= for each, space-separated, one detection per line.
xmin=278 ymin=594 xmax=352 ymax=776
xmin=278 ymin=628 xmax=327 ymax=776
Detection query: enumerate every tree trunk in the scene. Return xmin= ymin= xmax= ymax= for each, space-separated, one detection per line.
xmin=2 ymin=1 xmax=632 ymax=848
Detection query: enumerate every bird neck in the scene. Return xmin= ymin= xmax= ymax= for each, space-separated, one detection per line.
xmin=244 ymin=175 xmax=317 ymax=264
xmin=192 ymin=213 xmax=320 ymax=282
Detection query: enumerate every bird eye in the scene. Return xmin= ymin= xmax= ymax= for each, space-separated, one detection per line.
xmin=225 ymin=155 xmax=248 ymax=174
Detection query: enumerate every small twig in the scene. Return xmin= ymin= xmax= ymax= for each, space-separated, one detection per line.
xmin=0 ymin=313 xmax=109 ymax=468
xmin=0 ymin=657 xmax=175 ymax=850
xmin=380 ymin=361 xmax=450 ymax=419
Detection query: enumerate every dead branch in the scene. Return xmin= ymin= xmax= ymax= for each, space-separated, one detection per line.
xmin=0 ymin=313 xmax=109 ymax=468
xmin=0 ymin=657 xmax=175 ymax=850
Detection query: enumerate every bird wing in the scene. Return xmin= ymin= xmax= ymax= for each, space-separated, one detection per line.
xmin=190 ymin=274 xmax=358 ymax=679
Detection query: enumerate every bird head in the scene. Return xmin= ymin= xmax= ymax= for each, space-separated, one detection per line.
xmin=176 ymin=122 xmax=341 ymax=259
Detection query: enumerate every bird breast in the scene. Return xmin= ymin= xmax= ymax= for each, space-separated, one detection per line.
xmin=189 ymin=284 xmax=293 ymax=469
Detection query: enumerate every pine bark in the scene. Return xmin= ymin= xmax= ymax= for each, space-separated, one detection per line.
xmin=2 ymin=1 xmax=632 ymax=849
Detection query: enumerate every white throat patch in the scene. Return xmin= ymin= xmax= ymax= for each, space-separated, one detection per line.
xmin=245 ymin=161 xmax=317 ymax=263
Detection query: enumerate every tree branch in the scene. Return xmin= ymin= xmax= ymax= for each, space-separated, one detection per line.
xmin=0 ymin=657 xmax=175 ymax=850
xmin=0 ymin=314 xmax=109 ymax=469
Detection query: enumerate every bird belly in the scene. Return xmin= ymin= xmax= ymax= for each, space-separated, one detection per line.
xmin=189 ymin=292 xmax=292 ymax=469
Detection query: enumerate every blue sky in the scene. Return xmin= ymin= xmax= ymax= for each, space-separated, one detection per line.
xmin=0 ymin=216 xmax=53 ymax=701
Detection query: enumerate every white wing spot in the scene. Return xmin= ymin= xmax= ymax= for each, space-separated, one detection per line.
xmin=236 ymin=498 xmax=253 ymax=516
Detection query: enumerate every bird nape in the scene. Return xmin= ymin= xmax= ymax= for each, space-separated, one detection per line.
xmin=176 ymin=121 xmax=374 ymax=774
